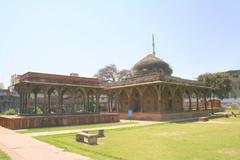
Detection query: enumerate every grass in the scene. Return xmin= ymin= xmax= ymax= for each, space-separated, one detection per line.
xmin=0 ymin=150 xmax=10 ymax=160
xmin=224 ymin=109 xmax=240 ymax=114
xmin=17 ymin=121 xmax=135 ymax=134
xmin=36 ymin=117 xmax=240 ymax=160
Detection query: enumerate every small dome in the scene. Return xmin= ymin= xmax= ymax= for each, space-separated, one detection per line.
xmin=132 ymin=54 xmax=173 ymax=76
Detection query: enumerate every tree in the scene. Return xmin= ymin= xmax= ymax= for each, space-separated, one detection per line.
xmin=95 ymin=64 xmax=131 ymax=83
xmin=197 ymin=73 xmax=232 ymax=99
xmin=117 ymin=69 xmax=132 ymax=81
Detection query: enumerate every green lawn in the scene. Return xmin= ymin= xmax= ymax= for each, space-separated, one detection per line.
xmin=0 ymin=150 xmax=10 ymax=160
xmin=17 ymin=121 xmax=135 ymax=134
xmin=36 ymin=117 xmax=240 ymax=160
xmin=224 ymin=109 xmax=240 ymax=114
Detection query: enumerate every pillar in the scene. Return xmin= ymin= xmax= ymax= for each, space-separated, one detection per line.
xmin=47 ymin=92 xmax=51 ymax=113
xmin=188 ymin=95 xmax=192 ymax=111
xmin=204 ymin=95 xmax=207 ymax=111
xmin=96 ymin=93 xmax=100 ymax=113
xmin=57 ymin=93 xmax=61 ymax=113
xmin=196 ymin=95 xmax=199 ymax=111
xmin=19 ymin=91 xmax=23 ymax=114
xmin=43 ymin=90 xmax=48 ymax=114
xmin=34 ymin=92 xmax=38 ymax=114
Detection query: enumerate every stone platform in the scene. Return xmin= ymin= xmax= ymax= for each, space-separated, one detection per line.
xmin=120 ymin=111 xmax=209 ymax=121
xmin=0 ymin=113 xmax=119 ymax=129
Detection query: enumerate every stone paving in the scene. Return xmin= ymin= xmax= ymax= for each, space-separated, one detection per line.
xmin=0 ymin=126 xmax=91 ymax=160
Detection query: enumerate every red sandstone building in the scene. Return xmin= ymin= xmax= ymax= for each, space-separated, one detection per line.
xmin=0 ymin=51 xmax=219 ymax=129
xmin=12 ymin=51 xmax=217 ymax=121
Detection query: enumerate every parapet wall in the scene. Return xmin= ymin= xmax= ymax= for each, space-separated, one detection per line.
xmin=0 ymin=113 xmax=119 ymax=129
xmin=120 ymin=111 xmax=208 ymax=121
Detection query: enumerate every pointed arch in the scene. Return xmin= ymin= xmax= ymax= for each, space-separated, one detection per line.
xmin=119 ymin=89 xmax=129 ymax=113
xmin=47 ymin=87 xmax=59 ymax=113
xmin=142 ymin=86 xmax=158 ymax=113
xmin=182 ymin=89 xmax=191 ymax=111
xmin=130 ymin=88 xmax=141 ymax=112
xmin=61 ymin=88 xmax=75 ymax=113
xmin=86 ymin=89 xmax=96 ymax=112
xmin=74 ymin=89 xmax=86 ymax=113
xmin=173 ymin=88 xmax=183 ymax=112
xmin=161 ymin=86 xmax=173 ymax=112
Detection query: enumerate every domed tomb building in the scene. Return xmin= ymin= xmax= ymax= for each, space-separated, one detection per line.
xmin=104 ymin=53 xmax=213 ymax=120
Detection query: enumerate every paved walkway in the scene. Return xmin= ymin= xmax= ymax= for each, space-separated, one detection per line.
xmin=26 ymin=120 xmax=162 ymax=137
xmin=0 ymin=126 xmax=91 ymax=160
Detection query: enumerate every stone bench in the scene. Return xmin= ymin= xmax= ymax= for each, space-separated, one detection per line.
xmin=83 ymin=129 xmax=105 ymax=138
xmin=76 ymin=129 xmax=105 ymax=145
xmin=76 ymin=132 xmax=98 ymax=145
xmin=198 ymin=116 xmax=209 ymax=122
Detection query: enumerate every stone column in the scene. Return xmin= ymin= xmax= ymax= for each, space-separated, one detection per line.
xmin=19 ymin=91 xmax=23 ymax=114
xmin=57 ymin=88 xmax=62 ymax=113
xmin=116 ymin=95 xmax=119 ymax=112
xmin=96 ymin=93 xmax=100 ymax=113
xmin=210 ymin=93 xmax=213 ymax=114
xmin=196 ymin=95 xmax=199 ymax=111
xmin=21 ymin=92 xmax=24 ymax=114
xmin=47 ymin=92 xmax=51 ymax=113
xmin=83 ymin=94 xmax=87 ymax=112
xmin=34 ymin=92 xmax=38 ymax=114
xmin=188 ymin=95 xmax=192 ymax=111
xmin=204 ymin=95 xmax=207 ymax=111
xmin=23 ymin=92 xmax=27 ymax=114
xmin=43 ymin=89 xmax=48 ymax=114
xmin=110 ymin=94 xmax=113 ymax=113
xmin=140 ymin=93 xmax=144 ymax=113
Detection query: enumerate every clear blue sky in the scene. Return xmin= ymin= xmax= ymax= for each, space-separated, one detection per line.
xmin=0 ymin=0 xmax=240 ymax=88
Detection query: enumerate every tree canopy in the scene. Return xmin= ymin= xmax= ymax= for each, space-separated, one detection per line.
xmin=94 ymin=64 xmax=131 ymax=83
xmin=197 ymin=73 xmax=232 ymax=99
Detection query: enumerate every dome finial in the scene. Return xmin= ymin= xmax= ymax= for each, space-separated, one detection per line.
xmin=152 ymin=34 xmax=156 ymax=56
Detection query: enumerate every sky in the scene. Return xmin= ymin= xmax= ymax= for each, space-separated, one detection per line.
xmin=0 ymin=0 xmax=240 ymax=88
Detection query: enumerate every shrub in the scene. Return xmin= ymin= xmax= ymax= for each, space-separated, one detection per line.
xmin=4 ymin=108 xmax=17 ymax=115
xmin=33 ymin=107 xmax=43 ymax=114
xmin=89 ymin=102 xmax=96 ymax=112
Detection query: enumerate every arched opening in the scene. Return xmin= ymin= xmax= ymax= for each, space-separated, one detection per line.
xmin=191 ymin=91 xmax=199 ymax=111
xmin=162 ymin=86 xmax=173 ymax=112
xmin=130 ymin=88 xmax=141 ymax=112
xmin=119 ymin=90 xmax=129 ymax=113
xmin=87 ymin=89 xmax=96 ymax=112
xmin=173 ymin=88 xmax=183 ymax=112
xmin=29 ymin=87 xmax=42 ymax=114
xmin=74 ymin=89 xmax=85 ymax=113
xmin=28 ymin=92 xmax=35 ymax=113
xmin=62 ymin=89 xmax=75 ymax=113
xmin=36 ymin=92 xmax=44 ymax=114
xmin=182 ymin=90 xmax=191 ymax=112
xmin=143 ymin=86 xmax=158 ymax=113
xmin=99 ymin=94 xmax=108 ymax=112
xmin=199 ymin=91 xmax=205 ymax=111
xmin=48 ymin=88 xmax=59 ymax=114
xmin=109 ymin=92 xmax=118 ymax=113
